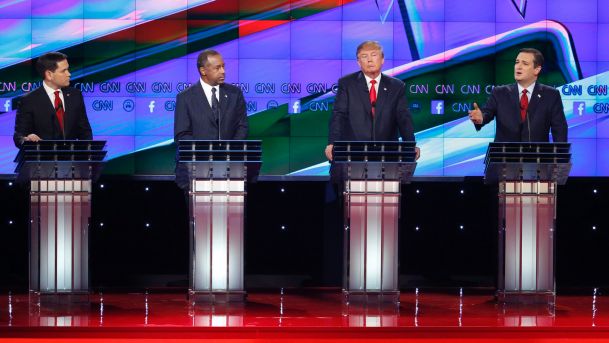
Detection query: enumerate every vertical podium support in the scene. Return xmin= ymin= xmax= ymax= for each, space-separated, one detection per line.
xmin=30 ymin=180 xmax=91 ymax=303
xmin=178 ymin=140 xmax=261 ymax=304
xmin=15 ymin=140 xmax=106 ymax=306
xmin=497 ymin=181 xmax=556 ymax=304
xmin=484 ymin=142 xmax=571 ymax=305
xmin=333 ymin=141 xmax=417 ymax=305
xmin=344 ymin=180 xmax=400 ymax=304
xmin=189 ymin=180 xmax=245 ymax=303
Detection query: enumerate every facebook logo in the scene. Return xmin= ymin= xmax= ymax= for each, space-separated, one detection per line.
xmin=573 ymin=101 xmax=585 ymax=116
xmin=431 ymin=100 xmax=444 ymax=115
xmin=148 ymin=100 xmax=155 ymax=113
xmin=0 ymin=99 xmax=11 ymax=112
xmin=289 ymin=100 xmax=300 ymax=114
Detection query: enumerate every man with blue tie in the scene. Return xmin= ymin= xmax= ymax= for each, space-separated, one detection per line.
xmin=174 ymin=49 xmax=249 ymax=189
xmin=468 ymin=48 xmax=568 ymax=142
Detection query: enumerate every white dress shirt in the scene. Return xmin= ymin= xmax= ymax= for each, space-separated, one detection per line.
xmin=42 ymin=81 xmax=66 ymax=111
xmin=199 ymin=78 xmax=220 ymax=107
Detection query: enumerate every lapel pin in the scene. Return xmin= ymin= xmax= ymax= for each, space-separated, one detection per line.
xmin=224 ymin=94 xmax=228 ymax=98
xmin=537 ymin=94 xmax=541 ymax=98
xmin=384 ymin=87 xmax=387 ymax=91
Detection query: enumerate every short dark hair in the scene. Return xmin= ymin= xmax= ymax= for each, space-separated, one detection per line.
xmin=197 ymin=49 xmax=221 ymax=69
xmin=519 ymin=48 xmax=544 ymax=68
xmin=36 ymin=52 xmax=68 ymax=78
xmin=356 ymin=41 xmax=384 ymax=58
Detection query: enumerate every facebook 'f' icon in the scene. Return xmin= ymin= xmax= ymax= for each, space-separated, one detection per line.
xmin=573 ymin=101 xmax=585 ymax=116
xmin=431 ymin=100 xmax=444 ymax=115
xmin=148 ymin=100 xmax=155 ymax=113
xmin=290 ymin=100 xmax=300 ymax=114
xmin=1 ymin=99 xmax=10 ymax=112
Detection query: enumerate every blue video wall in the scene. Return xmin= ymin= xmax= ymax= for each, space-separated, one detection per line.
xmin=0 ymin=0 xmax=607 ymax=176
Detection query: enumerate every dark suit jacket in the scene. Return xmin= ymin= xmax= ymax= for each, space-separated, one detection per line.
xmin=174 ymin=81 xmax=249 ymax=189
xmin=174 ymin=81 xmax=248 ymax=141
xmin=328 ymin=71 xmax=415 ymax=143
xmin=13 ymin=86 xmax=93 ymax=147
xmin=476 ymin=83 xmax=568 ymax=142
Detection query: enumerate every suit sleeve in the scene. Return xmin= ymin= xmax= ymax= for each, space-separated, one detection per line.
xmin=13 ymin=96 xmax=34 ymax=147
xmin=174 ymin=91 xmax=193 ymax=141
xmin=233 ymin=90 xmax=248 ymax=140
xmin=328 ymin=78 xmax=348 ymax=144
xmin=476 ymin=88 xmax=499 ymax=131
xmin=395 ymin=83 xmax=415 ymax=142
xmin=76 ymin=91 xmax=93 ymax=140
xmin=549 ymin=90 xmax=568 ymax=142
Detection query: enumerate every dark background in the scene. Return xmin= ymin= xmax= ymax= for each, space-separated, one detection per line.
xmin=0 ymin=177 xmax=607 ymax=292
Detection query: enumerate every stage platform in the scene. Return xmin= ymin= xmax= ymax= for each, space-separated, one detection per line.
xmin=2 ymin=288 xmax=609 ymax=342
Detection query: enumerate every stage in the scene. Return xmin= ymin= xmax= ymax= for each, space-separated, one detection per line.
xmin=2 ymin=288 xmax=609 ymax=342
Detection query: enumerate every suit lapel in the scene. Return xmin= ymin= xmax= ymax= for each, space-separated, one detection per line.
xmin=356 ymin=72 xmax=373 ymax=119
xmin=510 ymin=83 xmax=520 ymax=122
xmin=193 ymin=82 xmax=214 ymax=118
xmin=527 ymin=83 xmax=542 ymax=120
xmin=374 ymin=74 xmax=388 ymax=123
xmin=219 ymin=84 xmax=230 ymax=121
xmin=35 ymin=87 xmax=62 ymax=137
xmin=62 ymin=87 xmax=76 ymax=137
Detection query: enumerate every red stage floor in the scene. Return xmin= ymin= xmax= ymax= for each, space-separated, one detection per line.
xmin=1 ymin=288 xmax=609 ymax=342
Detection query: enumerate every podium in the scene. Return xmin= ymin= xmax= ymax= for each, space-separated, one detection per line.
xmin=178 ymin=140 xmax=261 ymax=303
xmin=14 ymin=140 xmax=106 ymax=304
xmin=333 ymin=141 xmax=417 ymax=304
xmin=484 ymin=142 xmax=571 ymax=304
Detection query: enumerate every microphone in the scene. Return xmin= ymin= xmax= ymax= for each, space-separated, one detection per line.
xmin=371 ymin=100 xmax=376 ymax=141
xmin=526 ymin=109 xmax=531 ymax=143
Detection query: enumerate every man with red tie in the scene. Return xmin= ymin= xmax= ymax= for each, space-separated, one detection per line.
xmin=13 ymin=52 xmax=92 ymax=147
xmin=325 ymin=41 xmax=419 ymax=161
xmin=468 ymin=48 xmax=567 ymax=142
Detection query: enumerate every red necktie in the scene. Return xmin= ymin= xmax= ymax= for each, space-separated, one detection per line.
xmin=520 ymin=89 xmax=528 ymax=122
xmin=54 ymin=90 xmax=64 ymax=133
xmin=369 ymin=79 xmax=377 ymax=117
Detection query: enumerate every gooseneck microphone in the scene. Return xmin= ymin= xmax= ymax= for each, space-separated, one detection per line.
xmin=371 ymin=100 xmax=376 ymax=141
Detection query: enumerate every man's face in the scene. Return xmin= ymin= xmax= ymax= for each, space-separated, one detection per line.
xmin=45 ymin=59 xmax=71 ymax=89
xmin=200 ymin=54 xmax=225 ymax=86
xmin=514 ymin=52 xmax=541 ymax=86
xmin=357 ymin=47 xmax=384 ymax=78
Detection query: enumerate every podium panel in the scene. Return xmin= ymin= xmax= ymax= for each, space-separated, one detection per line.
xmin=30 ymin=180 xmax=91 ymax=297
xmin=344 ymin=180 xmax=400 ymax=303
xmin=484 ymin=142 xmax=570 ymax=305
xmin=498 ymin=181 xmax=555 ymax=304
xmin=178 ymin=140 xmax=261 ymax=304
xmin=189 ymin=180 xmax=245 ymax=302
xmin=15 ymin=141 xmax=106 ymax=305
xmin=334 ymin=141 xmax=416 ymax=304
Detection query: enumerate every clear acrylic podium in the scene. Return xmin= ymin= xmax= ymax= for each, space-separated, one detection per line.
xmin=178 ymin=140 xmax=261 ymax=303
xmin=484 ymin=142 xmax=571 ymax=304
xmin=333 ymin=141 xmax=417 ymax=304
xmin=14 ymin=140 xmax=106 ymax=305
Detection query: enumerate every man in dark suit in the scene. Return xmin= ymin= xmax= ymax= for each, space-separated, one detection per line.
xmin=174 ymin=49 xmax=248 ymax=189
xmin=468 ymin=48 xmax=568 ymax=142
xmin=13 ymin=52 xmax=92 ymax=147
xmin=325 ymin=41 xmax=419 ymax=161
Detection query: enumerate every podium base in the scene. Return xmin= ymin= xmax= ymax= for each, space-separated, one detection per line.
xmin=343 ymin=290 xmax=400 ymax=305
xmin=189 ymin=290 xmax=246 ymax=304
xmin=30 ymin=291 xmax=90 ymax=307
xmin=497 ymin=290 xmax=555 ymax=305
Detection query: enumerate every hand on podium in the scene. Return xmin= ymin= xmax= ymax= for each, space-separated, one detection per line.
xmin=415 ymin=146 xmax=420 ymax=161
xmin=325 ymin=144 xmax=333 ymax=161
xmin=468 ymin=102 xmax=483 ymax=125
xmin=24 ymin=133 xmax=42 ymax=142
